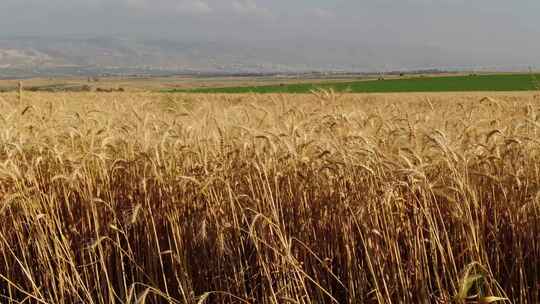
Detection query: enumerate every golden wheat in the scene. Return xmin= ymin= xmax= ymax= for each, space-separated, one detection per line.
xmin=0 ymin=91 xmax=538 ymax=303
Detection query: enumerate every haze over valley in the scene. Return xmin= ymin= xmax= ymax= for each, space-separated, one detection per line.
xmin=2 ymin=0 xmax=539 ymax=77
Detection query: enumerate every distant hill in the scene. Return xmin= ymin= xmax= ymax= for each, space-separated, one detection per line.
xmin=0 ymin=36 xmax=534 ymax=78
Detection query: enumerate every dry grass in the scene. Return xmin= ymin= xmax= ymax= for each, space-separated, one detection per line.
xmin=0 ymin=75 xmax=370 ymax=92
xmin=0 ymin=91 xmax=539 ymax=303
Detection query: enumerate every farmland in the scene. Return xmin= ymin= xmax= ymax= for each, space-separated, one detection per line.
xmin=2 ymin=73 xmax=539 ymax=94
xmin=0 ymin=91 xmax=539 ymax=303
xmin=175 ymin=73 xmax=540 ymax=93
xmin=0 ymin=74 xmax=373 ymax=93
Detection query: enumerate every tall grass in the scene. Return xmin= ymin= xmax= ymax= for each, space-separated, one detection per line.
xmin=0 ymin=91 xmax=538 ymax=303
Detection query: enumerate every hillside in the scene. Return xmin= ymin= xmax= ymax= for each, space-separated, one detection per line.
xmin=1 ymin=36 xmax=527 ymax=78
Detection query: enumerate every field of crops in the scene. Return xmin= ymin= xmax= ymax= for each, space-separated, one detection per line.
xmin=176 ymin=74 xmax=540 ymax=94
xmin=0 ymin=91 xmax=539 ymax=303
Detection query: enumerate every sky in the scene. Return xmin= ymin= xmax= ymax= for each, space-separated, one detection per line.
xmin=1 ymin=0 xmax=540 ymax=69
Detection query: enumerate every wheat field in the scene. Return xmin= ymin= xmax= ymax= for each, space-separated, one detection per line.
xmin=0 ymin=91 xmax=539 ymax=303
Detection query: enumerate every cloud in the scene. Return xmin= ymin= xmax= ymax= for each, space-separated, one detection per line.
xmin=231 ymin=0 xmax=271 ymax=17
xmin=122 ymin=0 xmax=212 ymax=15
xmin=308 ymin=8 xmax=335 ymax=20
xmin=175 ymin=0 xmax=212 ymax=14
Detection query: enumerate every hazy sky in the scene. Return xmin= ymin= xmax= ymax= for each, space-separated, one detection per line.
xmin=1 ymin=0 xmax=540 ymax=67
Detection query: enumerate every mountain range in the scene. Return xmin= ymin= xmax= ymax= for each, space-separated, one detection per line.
xmin=0 ymin=36 xmax=535 ymax=78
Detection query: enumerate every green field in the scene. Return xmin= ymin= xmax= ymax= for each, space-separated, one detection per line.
xmin=173 ymin=73 xmax=540 ymax=93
